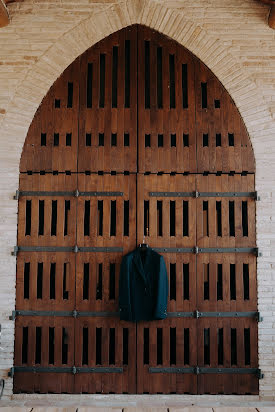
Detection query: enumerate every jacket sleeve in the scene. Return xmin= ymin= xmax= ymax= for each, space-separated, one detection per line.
xmin=119 ymin=255 xmax=132 ymax=321
xmin=153 ymin=255 xmax=168 ymax=319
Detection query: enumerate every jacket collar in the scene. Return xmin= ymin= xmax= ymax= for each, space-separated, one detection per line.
xmin=133 ymin=247 xmax=152 ymax=284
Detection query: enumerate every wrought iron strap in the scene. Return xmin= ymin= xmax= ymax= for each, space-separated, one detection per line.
xmin=149 ymin=367 xmax=263 ymax=377
xmin=9 ymin=366 xmax=123 ymax=376
xmin=152 ymin=247 xmax=259 ymax=255
xmin=149 ymin=191 xmax=258 ymax=198
xmin=12 ymin=246 xmax=123 ymax=255
xmin=10 ymin=310 xmax=261 ymax=320
xmin=15 ymin=190 xmax=124 ymax=198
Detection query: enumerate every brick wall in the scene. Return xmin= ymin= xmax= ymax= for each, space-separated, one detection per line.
xmin=0 ymin=0 xmax=274 ymax=403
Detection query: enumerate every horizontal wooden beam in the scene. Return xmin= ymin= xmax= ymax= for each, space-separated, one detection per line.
xmin=0 ymin=0 xmax=9 ymax=28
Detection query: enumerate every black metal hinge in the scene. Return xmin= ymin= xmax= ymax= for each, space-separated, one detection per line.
xmin=9 ymin=366 xmax=123 ymax=376
xmin=12 ymin=246 xmax=123 ymax=256
xmin=149 ymin=191 xmax=259 ymax=199
xmin=14 ymin=190 xmax=124 ymax=199
xmin=152 ymin=246 xmax=261 ymax=256
xmin=149 ymin=366 xmax=263 ymax=378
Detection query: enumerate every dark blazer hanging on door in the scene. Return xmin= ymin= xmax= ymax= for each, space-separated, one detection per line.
xmin=119 ymin=247 xmax=168 ymax=322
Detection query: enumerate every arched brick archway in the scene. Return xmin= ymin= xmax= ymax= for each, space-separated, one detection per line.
xmin=0 ymin=0 xmax=273 ymax=401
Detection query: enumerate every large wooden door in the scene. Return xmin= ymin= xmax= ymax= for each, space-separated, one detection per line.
xmin=14 ymin=25 xmax=260 ymax=395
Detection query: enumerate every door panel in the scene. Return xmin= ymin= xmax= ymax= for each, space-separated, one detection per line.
xmin=74 ymin=317 xmax=136 ymax=394
xmin=137 ymin=319 xmax=197 ymax=394
xmin=137 ymin=174 xmax=196 ymax=247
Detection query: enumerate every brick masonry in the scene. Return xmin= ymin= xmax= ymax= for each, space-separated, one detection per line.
xmin=0 ymin=0 xmax=274 ymax=404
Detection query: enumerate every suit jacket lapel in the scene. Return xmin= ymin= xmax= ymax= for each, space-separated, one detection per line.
xmin=133 ymin=248 xmax=149 ymax=284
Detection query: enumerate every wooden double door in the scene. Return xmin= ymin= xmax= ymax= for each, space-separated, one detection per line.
xmin=14 ymin=25 xmax=259 ymax=394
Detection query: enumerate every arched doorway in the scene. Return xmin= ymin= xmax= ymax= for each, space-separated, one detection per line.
xmin=13 ymin=25 xmax=259 ymax=394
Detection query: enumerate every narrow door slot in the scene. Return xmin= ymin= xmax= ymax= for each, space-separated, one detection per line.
xmin=84 ymin=200 xmax=90 ymax=236
xmin=41 ymin=133 xmax=46 ymax=146
xmin=99 ymin=133 xmax=104 ymax=146
xmin=38 ymin=200 xmax=44 ymax=236
xmin=183 ymin=134 xmax=189 ymax=147
xmin=169 ymin=54 xmax=175 ymax=108
xmin=67 ymin=82 xmax=73 ymax=108
xmin=50 ymin=262 xmax=56 ymax=300
xmin=229 ymin=201 xmax=235 ymax=236
xmin=82 ymin=327 xmax=88 ymax=365
xmin=86 ymin=133 xmax=92 ymax=146
xmin=96 ymin=263 xmax=102 ymax=300
xmin=170 ymin=263 xmax=176 ymax=301
xmin=144 ymin=200 xmax=149 ymax=236
xmin=87 ymin=63 xmax=93 ymax=108
xmin=64 ymin=200 xmax=70 ymax=236
xmin=201 ymin=82 xmax=207 ymax=108
xmin=244 ymin=328 xmax=251 ymax=365
xmin=49 ymin=327 xmax=55 ymax=364
xmin=51 ymin=200 xmax=57 ymax=236
xmin=204 ymin=328 xmax=210 ymax=365
xmin=22 ymin=326 xmax=28 ymax=364
xmin=96 ymin=327 xmax=102 ymax=365
xmin=143 ymin=328 xmax=149 ymax=365
xmin=25 ymin=200 xmax=31 ymax=236
xmin=110 ymin=200 xmax=116 ymax=236
xmin=63 ymin=262 xmax=69 ymax=300
xmin=243 ymin=263 xmax=249 ymax=300
xmin=112 ymin=46 xmax=118 ymax=108
xmin=62 ymin=327 xmax=68 ymax=364
xmin=124 ymin=133 xmax=130 ymax=146
xmin=158 ymin=134 xmax=163 ymax=147
xmin=35 ymin=327 xmax=42 ymax=364
xmin=97 ymin=200 xmax=103 ymax=236
xmin=37 ymin=262 xmax=43 ymax=300
xmin=183 ymin=263 xmax=189 ymax=300
xmin=215 ymin=99 xmax=220 ymax=108
xmin=157 ymin=328 xmax=163 ymax=365
xmin=66 ymin=133 xmax=71 ymax=146
xmin=228 ymin=133 xmax=234 ymax=146
xmin=171 ymin=133 xmax=176 ymax=147
xmin=184 ymin=328 xmax=189 ymax=364
xmin=83 ymin=263 xmax=89 ymax=300
xmin=124 ymin=200 xmax=129 ymax=236
xmin=157 ymin=200 xmax=163 ymax=236
xmin=145 ymin=134 xmax=151 ymax=147
xmin=157 ymin=47 xmax=163 ymax=108
xmin=123 ymin=328 xmax=129 ymax=365
xmin=55 ymin=99 xmax=60 ymax=108
xmin=24 ymin=262 xmax=30 ymax=299
xmin=145 ymin=41 xmax=150 ymax=108
xmin=125 ymin=40 xmax=130 ymax=108
xmin=182 ymin=63 xmax=188 ymax=108
xmin=170 ymin=327 xmax=176 ymax=365
xmin=203 ymin=133 xmax=208 ymax=147
xmin=109 ymin=328 xmax=115 ymax=365
xmin=111 ymin=133 xmax=117 ymax=146
xmin=54 ymin=133 xmax=59 ymax=146
xmin=216 ymin=133 xmax=221 ymax=147
xmin=217 ymin=263 xmax=223 ymax=300
xmin=242 ymin=201 xmax=248 ymax=236
xmin=230 ymin=263 xmax=236 ymax=300
xmin=218 ymin=328 xmax=224 ymax=365
xmin=231 ymin=328 xmax=237 ymax=365
xmin=170 ymin=200 xmax=176 ymax=236
xmin=216 ymin=201 xmax=222 ymax=236
xmin=99 ymin=54 xmax=105 ymax=108
xmin=203 ymin=201 xmax=209 ymax=237
xmin=183 ymin=200 xmax=189 ymax=236
xmin=109 ymin=263 xmax=116 ymax=300
xmin=203 ymin=263 xmax=210 ymax=300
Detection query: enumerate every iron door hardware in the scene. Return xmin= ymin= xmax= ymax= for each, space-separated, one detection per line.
xmin=10 ymin=310 xmax=262 ymax=321
xmin=9 ymin=366 xmax=123 ymax=377
xmin=149 ymin=367 xmax=263 ymax=378
xmin=152 ymin=247 xmax=260 ymax=256
xmin=12 ymin=245 xmax=123 ymax=255
xmin=149 ymin=191 xmax=259 ymax=199
xmin=14 ymin=190 xmax=124 ymax=199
